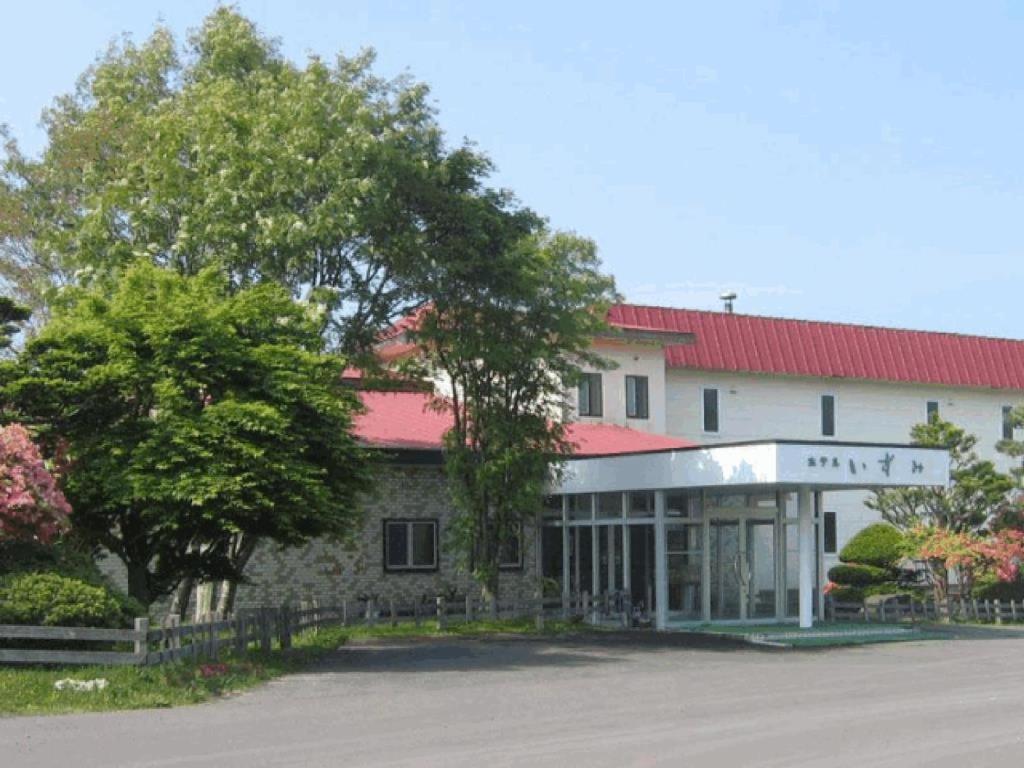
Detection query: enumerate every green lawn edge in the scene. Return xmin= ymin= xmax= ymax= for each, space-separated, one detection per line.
xmin=0 ymin=618 xmax=590 ymax=716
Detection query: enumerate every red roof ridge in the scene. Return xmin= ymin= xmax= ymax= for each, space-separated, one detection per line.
xmin=614 ymin=302 xmax=1024 ymax=345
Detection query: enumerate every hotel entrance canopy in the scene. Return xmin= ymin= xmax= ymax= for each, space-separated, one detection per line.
xmin=554 ymin=440 xmax=949 ymax=495
xmin=545 ymin=440 xmax=949 ymax=631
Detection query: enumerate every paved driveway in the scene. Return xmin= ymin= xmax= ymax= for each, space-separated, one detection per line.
xmin=4 ymin=633 xmax=1024 ymax=767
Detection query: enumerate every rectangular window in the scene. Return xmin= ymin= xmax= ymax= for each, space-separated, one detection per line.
xmin=383 ymin=520 xmax=438 ymax=571
xmin=499 ymin=529 xmax=522 ymax=569
xmin=702 ymin=388 xmax=719 ymax=433
xmin=926 ymin=401 xmax=939 ymax=423
xmin=823 ymin=512 xmax=837 ymax=555
xmin=821 ymin=394 xmax=836 ymax=437
xmin=577 ymin=373 xmax=603 ymax=417
xmin=625 ymin=375 xmax=649 ymax=419
xmin=1003 ymin=406 xmax=1015 ymax=441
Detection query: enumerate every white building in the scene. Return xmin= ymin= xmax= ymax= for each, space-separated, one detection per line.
xmin=568 ymin=304 xmax=1024 ymax=570
xmin=173 ymin=302 xmax=1017 ymax=629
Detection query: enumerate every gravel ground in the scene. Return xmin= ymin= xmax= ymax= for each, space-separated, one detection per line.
xmin=4 ymin=632 xmax=1024 ymax=767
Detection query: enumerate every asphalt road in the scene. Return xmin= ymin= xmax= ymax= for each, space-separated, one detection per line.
xmin=4 ymin=633 xmax=1024 ymax=767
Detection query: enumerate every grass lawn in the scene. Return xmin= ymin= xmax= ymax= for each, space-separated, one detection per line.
xmin=0 ymin=617 xmax=589 ymax=716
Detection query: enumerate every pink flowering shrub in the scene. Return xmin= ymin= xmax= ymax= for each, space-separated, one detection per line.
xmin=0 ymin=424 xmax=71 ymax=543
xmin=976 ymin=529 xmax=1024 ymax=583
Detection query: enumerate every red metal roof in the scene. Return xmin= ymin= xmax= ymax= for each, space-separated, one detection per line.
xmin=608 ymin=304 xmax=1024 ymax=391
xmin=353 ymin=390 xmax=693 ymax=456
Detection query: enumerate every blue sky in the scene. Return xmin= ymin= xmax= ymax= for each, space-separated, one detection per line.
xmin=3 ymin=2 xmax=1023 ymax=337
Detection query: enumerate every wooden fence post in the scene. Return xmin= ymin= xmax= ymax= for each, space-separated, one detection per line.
xmin=366 ymin=598 xmax=376 ymax=627
xmin=413 ymin=599 xmax=421 ymax=627
xmin=582 ymin=591 xmax=591 ymax=624
xmin=436 ymin=596 xmax=447 ymax=630
xmin=134 ymin=617 xmax=149 ymax=665
xmin=1012 ymin=599 xmax=1019 ymax=622
xmin=210 ymin=615 xmax=220 ymax=659
xmin=389 ymin=599 xmax=397 ymax=628
xmin=234 ymin=615 xmax=246 ymax=655
xmin=534 ymin=593 xmax=544 ymax=632
xmin=465 ymin=594 xmax=473 ymax=623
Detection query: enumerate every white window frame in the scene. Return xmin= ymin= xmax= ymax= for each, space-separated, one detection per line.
xmin=700 ymin=386 xmax=721 ymax=434
xmin=625 ymin=374 xmax=649 ymax=420
xmin=820 ymin=393 xmax=837 ymax=438
xmin=383 ymin=519 xmax=438 ymax=571
xmin=926 ymin=400 xmax=940 ymax=423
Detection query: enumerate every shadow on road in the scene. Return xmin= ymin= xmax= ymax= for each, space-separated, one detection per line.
xmin=312 ymin=631 xmax=758 ymax=676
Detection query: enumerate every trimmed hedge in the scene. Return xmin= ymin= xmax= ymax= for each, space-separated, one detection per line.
xmin=974 ymin=576 xmax=1024 ymax=602
xmin=830 ymin=583 xmax=924 ymax=604
xmin=827 ymin=563 xmax=890 ymax=587
xmin=0 ymin=572 xmax=123 ymax=628
xmin=839 ymin=523 xmax=905 ymax=570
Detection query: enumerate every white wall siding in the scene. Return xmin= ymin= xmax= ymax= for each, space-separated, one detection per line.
xmin=572 ymin=342 xmax=668 ymax=433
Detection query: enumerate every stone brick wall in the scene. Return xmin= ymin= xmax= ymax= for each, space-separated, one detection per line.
xmin=97 ymin=461 xmax=542 ymax=619
xmin=229 ymin=462 xmax=540 ymax=614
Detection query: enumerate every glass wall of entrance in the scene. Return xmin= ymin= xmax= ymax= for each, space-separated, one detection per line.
xmin=540 ymin=490 xmax=825 ymax=625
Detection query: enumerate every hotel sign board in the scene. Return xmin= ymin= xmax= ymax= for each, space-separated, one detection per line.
xmin=553 ymin=441 xmax=950 ymax=495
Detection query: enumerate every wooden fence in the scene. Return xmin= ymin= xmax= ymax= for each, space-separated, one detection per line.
xmin=829 ymin=596 xmax=1024 ymax=625
xmin=0 ymin=592 xmax=610 ymax=668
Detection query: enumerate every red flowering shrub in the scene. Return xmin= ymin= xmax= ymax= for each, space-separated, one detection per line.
xmin=976 ymin=529 xmax=1024 ymax=583
xmin=0 ymin=424 xmax=71 ymax=543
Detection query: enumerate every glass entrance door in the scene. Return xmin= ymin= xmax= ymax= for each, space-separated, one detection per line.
xmin=708 ymin=517 xmax=777 ymax=621
xmin=709 ymin=520 xmax=741 ymax=620
xmin=745 ymin=519 xmax=777 ymax=620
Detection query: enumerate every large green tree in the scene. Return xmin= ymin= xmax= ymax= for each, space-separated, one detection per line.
xmin=1 ymin=262 xmax=371 ymax=607
xmin=867 ymin=418 xmax=1014 ymax=533
xmin=0 ymin=8 xmax=491 ymax=357
xmin=413 ymin=222 xmax=617 ymax=608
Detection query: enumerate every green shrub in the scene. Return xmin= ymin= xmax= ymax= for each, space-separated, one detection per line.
xmin=974 ymin=575 xmax=1024 ymax=602
xmin=0 ymin=572 xmax=122 ymax=627
xmin=839 ymin=523 xmax=905 ymax=570
xmin=828 ymin=563 xmax=890 ymax=587
xmin=830 ymin=582 xmax=925 ymax=604
xmin=829 ymin=585 xmax=865 ymax=603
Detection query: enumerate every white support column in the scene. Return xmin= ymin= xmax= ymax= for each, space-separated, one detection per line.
xmin=815 ymin=491 xmax=825 ymax=622
xmin=797 ymin=486 xmax=814 ymax=629
xmin=654 ymin=490 xmax=668 ymax=630
xmin=561 ymin=496 xmax=570 ymax=600
xmin=591 ymin=495 xmax=600 ymax=601
xmin=621 ymin=493 xmax=631 ymax=597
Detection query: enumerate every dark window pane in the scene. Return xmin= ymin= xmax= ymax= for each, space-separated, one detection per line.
xmin=927 ymin=401 xmax=939 ymax=423
xmin=500 ymin=534 xmax=521 ymax=567
xmin=1003 ymin=406 xmax=1015 ymax=440
xmin=411 ymin=522 xmax=436 ymax=567
xmin=824 ymin=512 xmax=837 ymax=554
xmin=578 ymin=373 xmax=603 ymax=417
xmin=386 ymin=522 xmax=408 ymax=568
xmin=821 ymin=395 xmax=835 ymax=437
xmin=703 ymin=388 xmax=719 ymax=432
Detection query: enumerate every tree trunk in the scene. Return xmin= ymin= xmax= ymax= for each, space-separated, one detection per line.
xmin=215 ymin=579 xmax=238 ymax=617
xmin=170 ymin=577 xmax=195 ymax=622
xmin=125 ymin=560 xmax=151 ymax=608
xmin=216 ymin=534 xmax=259 ymax=617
